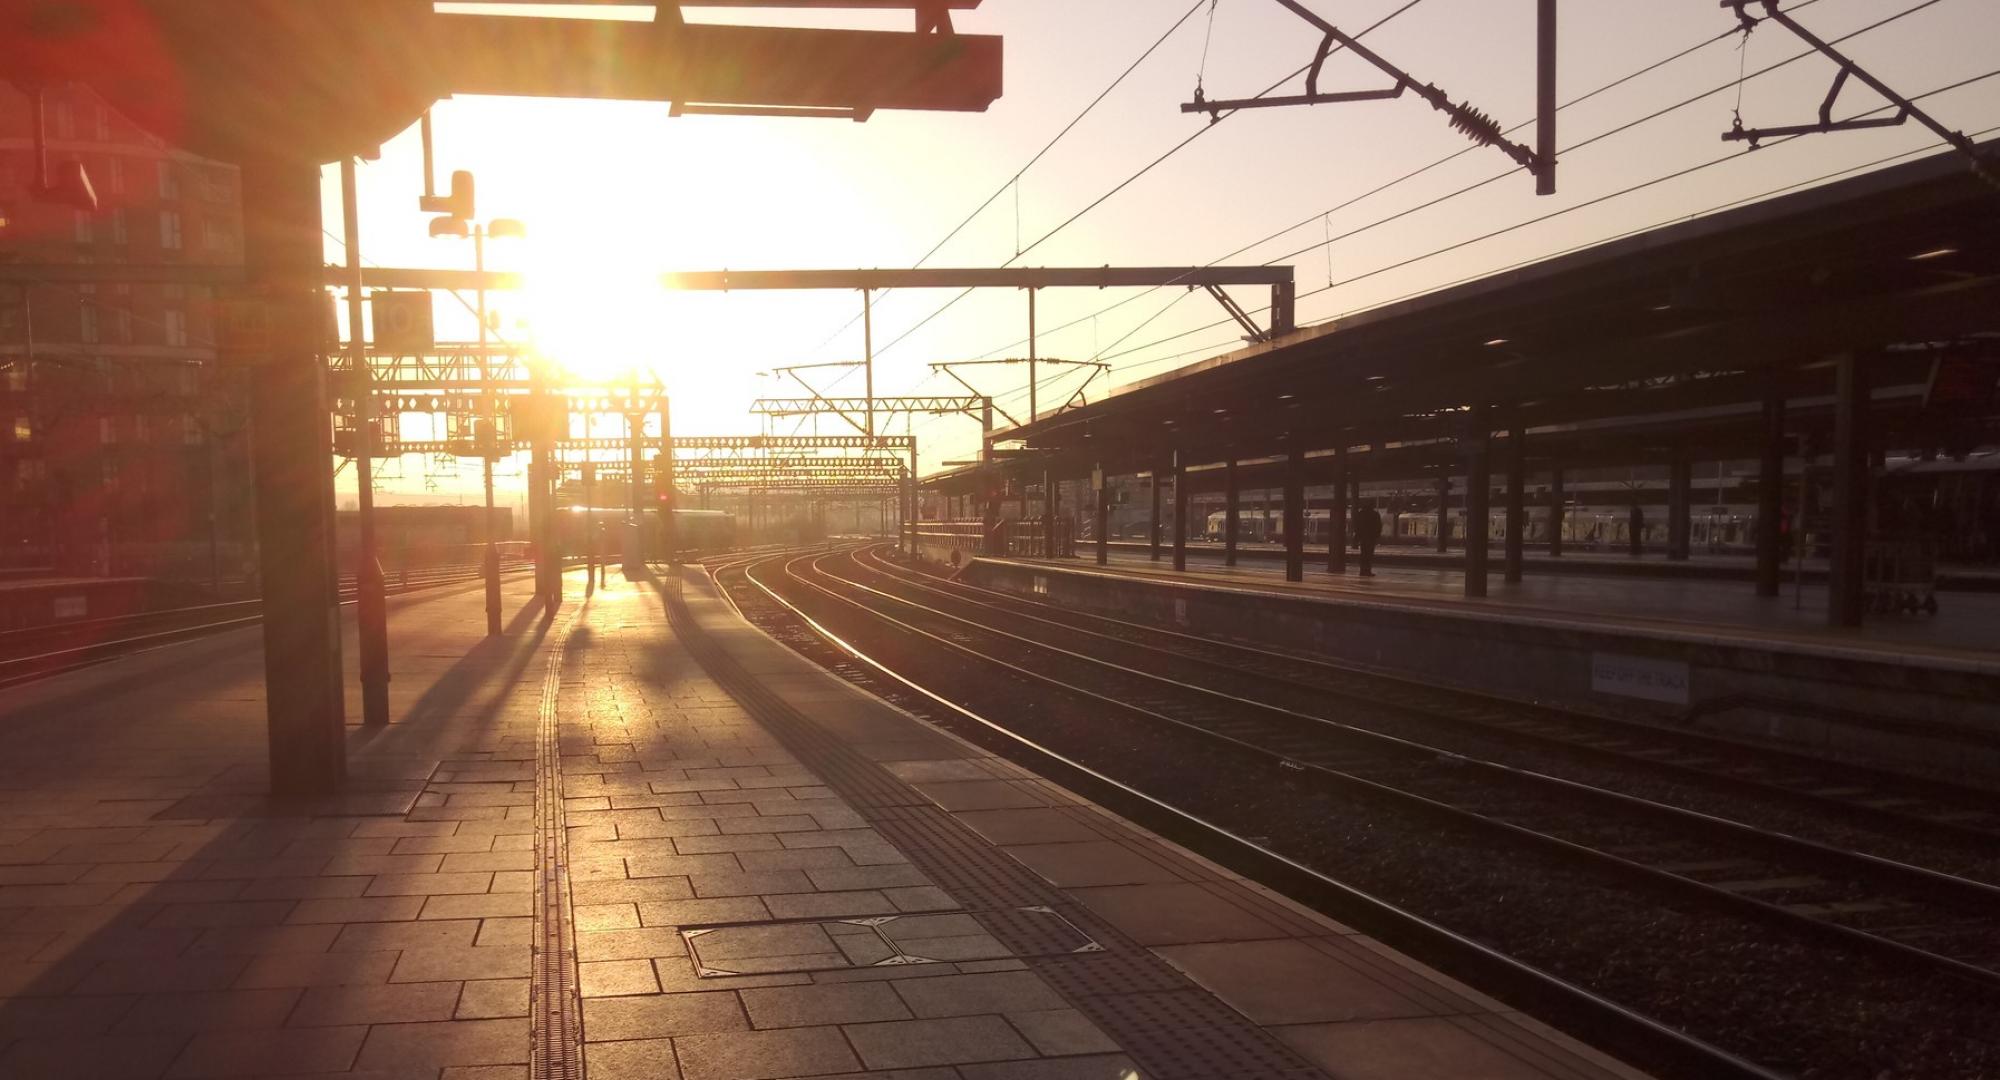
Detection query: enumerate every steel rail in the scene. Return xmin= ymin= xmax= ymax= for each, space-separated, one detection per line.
xmin=0 ymin=562 xmax=535 ymax=688
xmin=842 ymin=546 xmax=2000 ymax=910
xmin=716 ymin=548 xmax=1782 ymax=1080
xmin=882 ymin=547 xmax=2000 ymax=845
xmin=782 ymin=547 xmax=2000 ymax=991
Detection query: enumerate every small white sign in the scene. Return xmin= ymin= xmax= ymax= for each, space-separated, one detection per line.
xmin=53 ymin=596 xmax=87 ymax=620
xmin=1032 ymin=575 xmax=1049 ymax=597
xmin=1173 ymin=597 xmax=1190 ymax=628
xmin=1590 ymin=652 xmax=1691 ymax=705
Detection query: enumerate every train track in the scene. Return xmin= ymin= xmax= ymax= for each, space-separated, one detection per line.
xmin=0 ymin=561 xmax=533 ymax=688
xmin=714 ymin=544 xmax=2000 ymax=1078
xmin=855 ymin=548 xmax=2000 ymax=855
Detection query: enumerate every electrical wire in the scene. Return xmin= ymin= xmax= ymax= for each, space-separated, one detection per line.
xmin=1089 ymin=69 xmax=2000 ymax=371
xmin=803 ymin=0 xmax=1213 ymax=362
xmin=872 ymin=0 xmax=1432 ymax=363
xmin=970 ymin=0 xmax=1841 ymax=361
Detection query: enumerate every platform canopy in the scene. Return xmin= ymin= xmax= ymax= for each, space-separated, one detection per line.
xmin=983 ymin=140 xmax=2000 ymax=485
xmin=2 ymin=0 xmax=1003 ymax=164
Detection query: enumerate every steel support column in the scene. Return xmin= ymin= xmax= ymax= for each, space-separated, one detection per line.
xmin=1149 ymin=469 xmax=1163 ymax=562
xmin=1172 ymin=454 xmax=1188 ymax=573
xmin=339 ymin=159 xmax=390 ymax=726
xmin=1326 ymin=448 xmax=1348 ymax=573
xmin=660 ymin=398 xmax=678 ymax=567
xmin=1830 ymin=354 xmax=1870 ymax=627
xmin=1504 ymin=424 xmax=1526 ymax=584
xmin=1548 ymin=466 xmax=1565 ymax=556
xmin=1043 ymin=469 xmax=1058 ymax=558
xmin=1095 ymin=474 xmax=1109 ymax=566
xmin=1435 ymin=476 xmax=1452 ymax=553
xmin=531 ymin=372 xmax=557 ymax=608
xmin=982 ymin=484 xmax=1000 ymax=556
xmin=242 ymin=157 xmax=345 ymax=796
xmin=1465 ymin=406 xmax=1491 ymax=598
xmin=1283 ymin=448 xmax=1305 ymax=583
xmin=1668 ymin=451 xmax=1692 ymax=562
xmin=1757 ymin=376 xmax=1787 ymax=597
xmin=907 ymin=442 xmax=919 ymax=555
xmin=1223 ymin=459 xmax=1240 ymax=567
xmin=475 ymin=229 xmax=502 ymax=636
xmin=583 ymin=463 xmax=597 ymax=595
xmin=627 ymin=412 xmax=644 ymax=571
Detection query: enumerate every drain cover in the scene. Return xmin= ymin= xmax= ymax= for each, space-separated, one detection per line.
xmin=685 ymin=907 xmax=1101 ymax=977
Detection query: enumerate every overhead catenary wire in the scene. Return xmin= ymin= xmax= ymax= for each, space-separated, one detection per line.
xmin=970 ymin=0 xmax=1842 ymax=362
xmin=908 ymin=0 xmax=1956 ymax=446
xmin=872 ymin=0 xmax=1433 ymax=364
xmin=1104 ymin=116 xmax=2000 ymax=382
xmin=1087 ymin=68 xmax=2000 ymax=373
xmin=803 ymin=0 xmax=1214 ymax=363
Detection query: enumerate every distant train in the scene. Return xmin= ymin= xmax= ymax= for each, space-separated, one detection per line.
xmin=555 ymin=507 xmax=736 ymax=557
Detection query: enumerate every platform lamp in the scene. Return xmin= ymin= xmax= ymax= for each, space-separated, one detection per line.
xmin=427 ymin=173 xmax=525 ymax=636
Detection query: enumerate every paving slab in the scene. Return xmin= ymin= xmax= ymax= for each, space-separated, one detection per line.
xmin=0 ymin=562 xmax=1655 ymax=1080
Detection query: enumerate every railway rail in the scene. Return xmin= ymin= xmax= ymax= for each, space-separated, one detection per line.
xmin=0 ymin=560 xmax=534 ymax=687
xmin=863 ymin=549 xmax=2000 ymax=855
xmin=709 ymin=543 xmax=2000 ymax=1079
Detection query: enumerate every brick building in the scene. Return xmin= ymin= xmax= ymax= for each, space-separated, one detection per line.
xmin=0 ymin=81 xmax=251 ymax=579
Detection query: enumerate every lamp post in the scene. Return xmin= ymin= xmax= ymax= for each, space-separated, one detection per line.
xmin=341 ymin=158 xmax=393 ymax=726
xmin=429 ymin=211 xmax=524 ymax=636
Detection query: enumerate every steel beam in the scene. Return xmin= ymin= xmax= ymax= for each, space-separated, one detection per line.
xmin=1667 ymin=451 xmax=1693 ymax=562
xmin=1149 ymin=468 xmax=1164 ymax=562
xmin=1757 ymin=375 xmax=1787 ymax=598
xmin=1172 ymin=454 xmax=1189 ymax=573
xmin=1829 ymin=353 xmax=1869 ymax=627
xmin=1327 ymin=447 xmax=1347 ymax=573
xmin=1548 ymin=466 xmax=1565 ymax=557
xmin=1504 ymin=425 xmax=1526 ymax=583
xmin=1283 ymin=448 xmax=1305 ymax=583
xmin=1464 ymin=405 xmax=1491 ymax=598
xmin=1223 ymin=459 xmax=1240 ymax=567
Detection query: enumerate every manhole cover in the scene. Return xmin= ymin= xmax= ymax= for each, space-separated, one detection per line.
xmin=684 ymin=907 xmax=1101 ymax=977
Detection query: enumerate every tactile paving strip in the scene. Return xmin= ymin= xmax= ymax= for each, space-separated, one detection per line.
xmin=668 ymin=584 xmax=1329 ymax=1079
xmin=1078 ymin=990 xmax=1330 ymax=1080
xmin=530 ymin=615 xmax=583 ymax=1080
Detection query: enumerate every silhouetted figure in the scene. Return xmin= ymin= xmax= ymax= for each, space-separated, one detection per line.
xmin=1355 ymin=505 xmax=1383 ymax=577
xmin=1628 ymin=503 xmax=1645 ymax=557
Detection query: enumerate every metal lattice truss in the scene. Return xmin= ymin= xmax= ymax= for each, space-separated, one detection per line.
xmin=673 ymin=436 xmax=913 ymax=496
xmin=330 ymin=345 xmax=541 ymax=393
xmin=751 ymin=395 xmax=994 ymax=436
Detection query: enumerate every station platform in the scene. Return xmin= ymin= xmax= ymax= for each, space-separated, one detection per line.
xmin=1069 ymin=548 xmax=2000 ymax=662
xmin=962 ymin=551 xmax=2000 ymax=782
xmin=1100 ymin=540 xmax=2000 ymax=592
xmin=0 ymin=564 xmax=1650 ymax=1079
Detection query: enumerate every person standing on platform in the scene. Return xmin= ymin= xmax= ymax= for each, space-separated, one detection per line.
xmin=1628 ymin=502 xmax=1645 ymax=557
xmin=1355 ymin=503 xmax=1382 ymax=577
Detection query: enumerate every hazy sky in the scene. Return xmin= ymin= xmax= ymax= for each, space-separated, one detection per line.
xmin=330 ymin=0 xmax=2000 ymax=498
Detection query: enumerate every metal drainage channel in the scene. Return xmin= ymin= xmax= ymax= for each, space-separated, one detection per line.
xmin=660 ymin=575 xmax=1327 ymax=1080
xmin=531 ymin=614 xmax=583 ymax=1080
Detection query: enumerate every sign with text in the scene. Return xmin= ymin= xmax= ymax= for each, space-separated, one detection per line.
xmin=1590 ymin=652 xmax=1691 ymax=706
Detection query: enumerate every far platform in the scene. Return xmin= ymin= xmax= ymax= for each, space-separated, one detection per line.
xmin=1099 ymin=539 xmax=2000 ymax=592
xmin=1064 ymin=546 xmax=2000 ymax=664
xmin=960 ymin=548 xmax=2000 ymax=781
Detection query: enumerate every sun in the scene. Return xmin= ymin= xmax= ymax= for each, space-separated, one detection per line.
xmin=517 ymin=239 xmax=666 ymax=388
